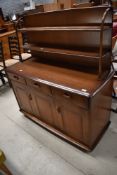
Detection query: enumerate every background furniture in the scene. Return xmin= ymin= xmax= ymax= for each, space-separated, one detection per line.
xmin=0 ymin=149 xmax=13 ymax=175
xmin=0 ymin=70 xmax=6 ymax=85
xmin=0 ymin=31 xmax=23 ymax=60
xmin=73 ymin=2 xmax=92 ymax=8
xmin=0 ymin=41 xmax=19 ymax=68
xmin=112 ymin=13 xmax=117 ymax=110
xmin=8 ymin=35 xmax=22 ymax=62
xmin=0 ymin=41 xmax=19 ymax=87
xmin=57 ymin=0 xmax=75 ymax=9
xmin=0 ymin=8 xmax=4 ymax=21
xmin=35 ymin=0 xmax=75 ymax=12
xmin=7 ymin=6 xmax=113 ymax=152
xmin=0 ymin=41 xmax=7 ymax=85
xmin=8 ymin=35 xmax=31 ymax=62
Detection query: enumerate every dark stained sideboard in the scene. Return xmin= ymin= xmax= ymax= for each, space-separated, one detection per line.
xmin=7 ymin=6 xmax=114 ymax=151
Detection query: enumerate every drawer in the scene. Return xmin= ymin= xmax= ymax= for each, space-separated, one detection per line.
xmin=51 ymin=87 xmax=89 ymax=109
xmin=26 ymin=79 xmax=52 ymax=96
xmin=8 ymin=72 xmax=26 ymax=84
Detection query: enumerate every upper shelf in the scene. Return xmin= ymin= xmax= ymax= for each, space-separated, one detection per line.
xmin=30 ymin=45 xmax=111 ymax=72
xmin=23 ymin=6 xmax=112 ymax=28
xmin=21 ymin=6 xmax=113 ymax=79
xmin=19 ymin=26 xmax=111 ymax=32
xmin=30 ymin=44 xmax=109 ymax=58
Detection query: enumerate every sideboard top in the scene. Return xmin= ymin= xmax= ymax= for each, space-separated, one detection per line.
xmin=7 ymin=58 xmax=114 ymax=97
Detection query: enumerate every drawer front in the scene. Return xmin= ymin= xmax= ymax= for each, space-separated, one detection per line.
xmin=26 ymin=79 xmax=52 ymax=96
xmin=52 ymin=87 xmax=88 ymax=109
xmin=8 ymin=72 xmax=26 ymax=84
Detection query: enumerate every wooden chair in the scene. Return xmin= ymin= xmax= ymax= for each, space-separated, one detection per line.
xmin=9 ymin=17 xmax=32 ymax=62
xmin=0 ymin=68 xmax=6 ymax=85
xmin=0 ymin=42 xmax=7 ymax=85
xmin=0 ymin=41 xmax=19 ymax=86
xmin=0 ymin=41 xmax=5 ymax=85
xmin=22 ymin=32 xmax=31 ymax=54
xmin=111 ymin=35 xmax=117 ymax=113
xmin=0 ymin=41 xmax=19 ymax=69
xmin=8 ymin=35 xmax=31 ymax=62
xmin=0 ymin=150 xmax=13 ymax=175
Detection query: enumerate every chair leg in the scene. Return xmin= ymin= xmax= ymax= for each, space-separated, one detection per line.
xmin=0 ymin=72 xmax=6 ymax=85
xmin=19 ymin=54 xmax=23 ymax=62
xmin=111 ymin=86 xmax=117 ymax=113
xmin=0 ymin=163 xmax=13 ymax=175
xmin=112 ymin=88 xmax=117 ymax=99
xmin=111 ymin=107 xmax=117 ymax=113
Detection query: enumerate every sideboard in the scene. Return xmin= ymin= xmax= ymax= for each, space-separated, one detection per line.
xmin=7 ymin=6 xmax=114 ymax=151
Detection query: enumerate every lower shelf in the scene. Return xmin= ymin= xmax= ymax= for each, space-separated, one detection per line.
xmin=22 ymin=110 xmax=110 ymax=152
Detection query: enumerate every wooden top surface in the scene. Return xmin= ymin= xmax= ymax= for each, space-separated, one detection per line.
xmin=7 ymin=58 xmax=114 ymax=97
xmin=0 ymin=30 xmax=15 ymax=38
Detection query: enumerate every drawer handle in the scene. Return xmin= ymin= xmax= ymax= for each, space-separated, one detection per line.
xmin=56 ymin=106 xmax=61 ymax=114
xmin=13 ymin=75 xmax=19 ymax=80
xmin=63 ymin=92 xmax=71 ymax=99
xmin=29 ymin=94 xmax=32 ymax=100
xmin=34 ymin=82 xmax=40 ymax=87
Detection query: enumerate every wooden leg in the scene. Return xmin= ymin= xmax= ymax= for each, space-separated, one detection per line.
xmin=111 ymin=107 xmax=117 ymax=113
xmin=0 ymin=163 xmax=13 ymax=175
xmin=0 ymin=72 xmax=6 ymax=85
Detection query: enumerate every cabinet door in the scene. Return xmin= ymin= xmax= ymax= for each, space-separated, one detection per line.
xmin=31 ymin=89 xmax=55 ymax=126
xmin=11 ymin=81 xmax=33 ymax=115
xmin=55 ymin=101 xmax=84 ymax=141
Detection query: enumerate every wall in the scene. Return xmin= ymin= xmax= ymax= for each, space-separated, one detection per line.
xmin=0 ymin=0 xmax=83 ymax=17
xmin=0 ymin=0 xmax=54 ymax=17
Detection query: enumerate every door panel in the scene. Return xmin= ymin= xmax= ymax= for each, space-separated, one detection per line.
xmin=31 ymin=90 xmax=54 ymax=126
xmin=55 ymin=101 xmax=83 ymax=141
xmin=11 ymin=81 xmax=33 ymax=114
xmin=61 ymin=107 xmax=83 ymax=141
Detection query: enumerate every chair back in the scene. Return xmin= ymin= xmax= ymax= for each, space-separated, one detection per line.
xmin=8 ymin=35 xmax=22 ymax=62
xmin=0 ymin=41 xmax=6 ymax=68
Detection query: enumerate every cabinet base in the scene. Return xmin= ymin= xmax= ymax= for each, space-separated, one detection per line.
xmin=22 ymin=110 xmax=110 ymax=152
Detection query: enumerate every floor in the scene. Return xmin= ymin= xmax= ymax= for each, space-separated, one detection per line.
xmin=0 ymin=84 xmax=117 ymax=175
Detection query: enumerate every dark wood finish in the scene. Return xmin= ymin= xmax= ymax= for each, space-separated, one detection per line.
xmin=7 ymin=60 xmax=114 ymax=151
xmin=112 ymin=1 xmax=117 ymax=9
xmin=21 ymin=6 xmax=112 ymax=79
xmin=23 ymin=6 xmax=112 ymax=27
xmin=21 ymin=27 xmax=111 ymax=51
xmin=29 ymin=44 xmax=111 ymax=75
xmin=7 ymin=6 xmax=113 ymax=151
xmin=31 ymin=89 xmax=55 ymax=126
xmin=8 ymin=72 xmax=26 ymax=84
xmin=7 ymin=60 xmax=111 ymax=95
xmin=11 ymin=81 xmax=34 ymax=115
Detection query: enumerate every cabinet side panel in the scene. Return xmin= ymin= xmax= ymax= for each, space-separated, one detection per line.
xmin=89 ymin=78 xmax=113 ymax=147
